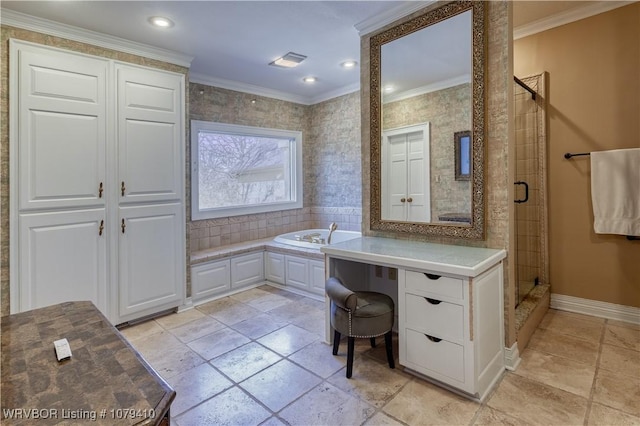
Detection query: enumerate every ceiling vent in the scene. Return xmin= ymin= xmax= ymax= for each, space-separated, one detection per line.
xmin=269 ymin=52 xmax=307 ymax=68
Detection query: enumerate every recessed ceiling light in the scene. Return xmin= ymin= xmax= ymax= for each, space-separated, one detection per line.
xmin=303 ymin=76 xmax=317 ymax=83
xmin=148 ymin=16 xmax=174 ymax=28
xmin=270 ymin=52 xmax=307 ymax=68
xmin=341 ymin=60 xmax=358 ymax=69
xmin=383 ymin=85 xmax=394 ymax=93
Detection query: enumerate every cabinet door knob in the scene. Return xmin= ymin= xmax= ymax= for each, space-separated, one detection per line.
xmin=424 ymin=297 xmax=442 ymax=305
xmin=400 ymin=198 xmax=406 ymax=203
xmin=121 ymin=181 xmax=126 ymax=197
xmin=407 ymin=197 xmax=413 ymax=203
xmin=424 ymin=273 xmax=441 ymax=280
xmin=98 ymin=220 xmax=104 ymax=236
xmin=121 ymin=219 xmax=126 ymax=234
xmin=424 ymin=334 xmax=442 ymax=343
xmin=98 ymin=182 xmax=103 ymax=198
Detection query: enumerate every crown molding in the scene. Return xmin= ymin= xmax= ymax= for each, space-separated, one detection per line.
xmin=189 ymin=73 xmax=311 ymax=105
xmin=383 ymin=74 xmax=470 ymax=104
xmin=513 ymin=1 xmax=633 ymax=40
xmin=308 ymin=82 xmax=360 ymax=105
xmin=0 ymin=8 xmax=193 ymax=67
xmin=355 ymin=0 xmax=436 ymax=36
xmin=190 ymin=73 xmax=360 ymax=106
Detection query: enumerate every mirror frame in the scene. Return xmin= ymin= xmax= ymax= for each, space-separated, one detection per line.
xmin=369 ymin=0 xmax=485 ymax=239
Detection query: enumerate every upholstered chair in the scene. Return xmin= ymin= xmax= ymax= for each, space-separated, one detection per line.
xmin=325 ymin=276 xmax=395 ymax=378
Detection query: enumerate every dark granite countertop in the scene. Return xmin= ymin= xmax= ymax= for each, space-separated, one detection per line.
xmin=1 ymin=301 xmax=174 ymax=425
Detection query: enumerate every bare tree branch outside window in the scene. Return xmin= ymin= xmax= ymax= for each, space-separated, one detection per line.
xmin=198 ymin=131 xmax=292 ymax=209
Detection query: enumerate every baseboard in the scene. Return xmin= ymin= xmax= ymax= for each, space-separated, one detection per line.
xmin=178 ymin=297 xmax=194 ymax=312
xmin=550 ymin=293 xmax=640 ymax=325
xmin=504 ymin=342 xmax=521 ymax=371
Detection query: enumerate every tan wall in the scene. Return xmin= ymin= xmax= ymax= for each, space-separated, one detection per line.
xmin=514 ymin=3 xmax=640 ymax=308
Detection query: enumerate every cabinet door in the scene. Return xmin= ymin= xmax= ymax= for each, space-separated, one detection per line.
xmin=231 ymin=252 xmax=264 ymax=289
xmin=116 ymin=64 xmax=184 ymax=204
xmin=265 ymin=252 xmax=285 ymax=284
xmin=285 ymin=256 xmax=309 ymax=290
xmin=14 ymin=42 xmax=108 ymax=211
xmin=192 ymin=260 xmax=231 ymax=302
xmin=309 ymin=259 xmax=326 ymax=295
xmin=18 ymin=209 xmax=107 ymax=315
xmin=118 ymin=203 xmax=184 ymax=321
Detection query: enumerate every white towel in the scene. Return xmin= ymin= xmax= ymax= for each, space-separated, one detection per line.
xmin=590 ymin=148 xmax=640 ymax=236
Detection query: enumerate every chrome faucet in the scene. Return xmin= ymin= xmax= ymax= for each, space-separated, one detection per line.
xmin=327 ymin=222 xmax=338 ymax=244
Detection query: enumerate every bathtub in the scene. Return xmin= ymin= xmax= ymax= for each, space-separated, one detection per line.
xmin=274 ymin=229 xmax=361 ymax=249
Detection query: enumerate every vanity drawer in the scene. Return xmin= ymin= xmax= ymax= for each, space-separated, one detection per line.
xmin=405 ymin=270 xmax=463 ymax=300
xmin=404 ymin=293 xmax=464 ymax=342
xmin=405 ymin=328 xmax=465 ymax=383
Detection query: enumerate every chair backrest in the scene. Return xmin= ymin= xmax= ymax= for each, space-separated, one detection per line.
xmin=325 ymin=277 xmax=357 ymax=311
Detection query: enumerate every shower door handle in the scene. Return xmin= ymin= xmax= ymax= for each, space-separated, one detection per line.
xmin=514 ymin=181 xmax=529 ymax=204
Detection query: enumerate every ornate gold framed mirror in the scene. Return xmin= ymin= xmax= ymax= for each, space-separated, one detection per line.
xmin=368 ymin=0 xmax=485 ymax=239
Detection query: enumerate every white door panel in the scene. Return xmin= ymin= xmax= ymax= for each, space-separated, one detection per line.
xmin=17 ymin=46 xmax=107 ymax=211
xmin=117 ymin=64 xmax=183 ymax=204
xmin=118 ymin=204 xmax=184 ymax=320
xmin=382 ymin=123 xmax=430 ymax=222
xmin=19 ymin=209 xmax=107 ymax=315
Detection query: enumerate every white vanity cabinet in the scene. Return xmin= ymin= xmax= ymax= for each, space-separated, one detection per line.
xmin=284 ymin=254 xmax=325 ymax=296
xmin=399 ymin=264 xmax=504 ymax=400
xmin=265 ymin=252 xmax=285 ymax=284
xmin=10 ymin=40 xmax=186 ymax=325
xmin=322 ymin=237 xmax=506 ymax=401
xmin=191 ymin=252 xmax=265 ymax=303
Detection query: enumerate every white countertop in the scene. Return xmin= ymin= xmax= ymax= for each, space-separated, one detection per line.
xmin=321 ymin=237 xmax=506 ymax=277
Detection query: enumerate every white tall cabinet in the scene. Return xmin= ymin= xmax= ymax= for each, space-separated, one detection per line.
xmin=10 ymin=40 xmax=186 ymax=325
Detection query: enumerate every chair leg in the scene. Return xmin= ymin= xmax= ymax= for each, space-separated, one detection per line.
xmin=370 ymin=337 xmax=376 ymax=348
xmin=384 ymin=331 xmax=395 ymax=369
xmin=346 ymin=337 xmax=355 ymax=378
xmin=333 ymin=330 xmax=341 ymax=355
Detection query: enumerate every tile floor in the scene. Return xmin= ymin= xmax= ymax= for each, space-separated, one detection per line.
xmin=120 ymin=285 xmax=640 ymax=426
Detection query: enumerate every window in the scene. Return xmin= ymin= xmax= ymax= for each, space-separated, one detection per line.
xmin=191 ymin=121 xmax=302 ymax=220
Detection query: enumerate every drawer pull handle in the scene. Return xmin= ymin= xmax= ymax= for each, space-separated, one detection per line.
xmin=425 ymin=334 xmax=442 ymax=343
xmin=424 ymin=297 xmax=441 ymax=305
xmin=424 ymin=273 xmax=441 ymax=280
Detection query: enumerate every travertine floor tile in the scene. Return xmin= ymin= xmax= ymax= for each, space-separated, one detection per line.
xmin=210 ymin=342 xmax=281 ymax=382
xmin=604 ymin=323 xmax=640 ymax=351
xmin=527 ymin=327 xmax=600 ymax=365
xmin=383 ymin=379 xmax=479 ymax=425
xmin=187 ymin=327 xmax=250 ymax=360
xmin=118 ymin=319 xmax=164 ymax=342
xmin=539 ymin=310 xmax=605 ymax=341
xmin=587 ymin=402 xmax=640 ymax=425
xmin=128 ymin=329 xmax=183 ymax=359
xmin=145 ymin=344 xmax=205 ymax=379
xmin=473 ymin=405 xmax=535 ymax=425
xmin=513 ymin=348 xmax=596 ymax=398
xmin=363 ymin=412 xmax=405 ymax=426
xmin=239 ymin=359 xmax=322 ymax=412
xmin=599 ymin=344 xmax=640 ymax=377
xmin=154 ymin=308 xmax=207 ymax=330
xmin=289 ymin=340 xmax=346 ymax=378
xmin=123 ymin=287 xmax=636 ymax=426
xmin=327 ymin=355 xmax=410 ymax=408
xmin=487 ymin=374 xmax=588 ymax=425
xmin=279 ymin=382 xmax=376 ymax=426
xmin=166 ymin=363 xmax=233 ymax=415
xmin=174 ymin=386 xmax=270 ymax=426
xmin=230 ymin=312 xmax=288 ymax=339
xmin=593 ymin=368 xmax=640 ymax=417
xmin=169 ymin=315 xmax=226 ymax=343
xmin=257 ymin=324 xmax=318 ymax=356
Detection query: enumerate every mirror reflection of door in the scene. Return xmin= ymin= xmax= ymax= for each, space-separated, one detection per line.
xmin=381 ymin=123 xmax=430 ymax=222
